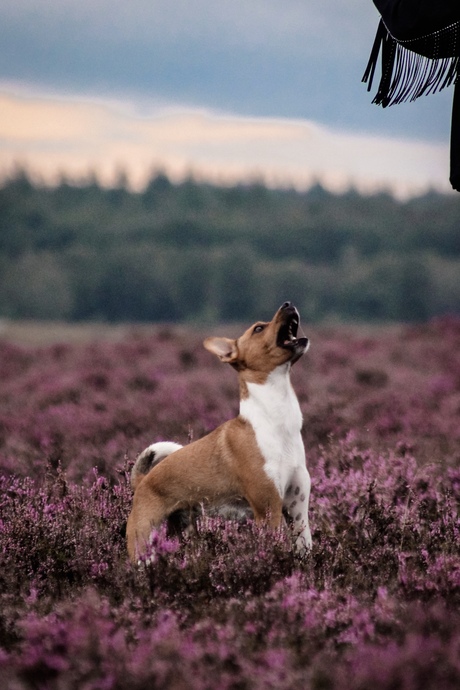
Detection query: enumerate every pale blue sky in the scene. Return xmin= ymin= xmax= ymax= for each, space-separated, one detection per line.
xmin=0 ymin=0 xmax=453 ymax=142
xmin=0 ymin=1 xmax=455 ymax=195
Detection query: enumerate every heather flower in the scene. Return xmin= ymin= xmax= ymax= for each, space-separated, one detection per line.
xmin=1 ymin=319 xmax=460 ymax=688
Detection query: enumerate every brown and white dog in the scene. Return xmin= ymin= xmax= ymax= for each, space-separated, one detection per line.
xmin=127 ymin=302 xmax=312 ymax=562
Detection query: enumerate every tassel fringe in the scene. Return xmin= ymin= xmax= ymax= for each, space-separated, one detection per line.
xmin=363 ymin=19 xmax=460 ymax=107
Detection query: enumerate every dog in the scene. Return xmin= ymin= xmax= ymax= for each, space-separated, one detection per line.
xmin=127 ymin=301 xmax=312 ymax=562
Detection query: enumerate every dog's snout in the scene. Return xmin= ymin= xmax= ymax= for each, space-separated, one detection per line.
xmin=280 ymin=301 xmax=298 ymax=316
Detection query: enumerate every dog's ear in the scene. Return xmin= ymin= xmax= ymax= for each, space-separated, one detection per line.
xmin=203 ymin=337 xmax=238 ymax=364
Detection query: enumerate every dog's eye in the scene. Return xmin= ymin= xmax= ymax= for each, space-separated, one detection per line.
xmin=253 ymin=324 xmax=265 ymax=334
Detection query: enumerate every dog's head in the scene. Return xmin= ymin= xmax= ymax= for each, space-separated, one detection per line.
xmin=204 ymin=302 xmax=309 ymax=376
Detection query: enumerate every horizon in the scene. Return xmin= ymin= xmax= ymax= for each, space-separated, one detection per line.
xmin=0 ymin=91 xmax=453 ymax=200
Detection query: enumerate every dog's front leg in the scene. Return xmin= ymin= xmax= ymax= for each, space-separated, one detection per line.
xmin=283 ymin=466 xmax=312 ymax=553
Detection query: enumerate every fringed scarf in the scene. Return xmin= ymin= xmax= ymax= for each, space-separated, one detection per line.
xmin=362 ymin=1 xmax=460 ymax=191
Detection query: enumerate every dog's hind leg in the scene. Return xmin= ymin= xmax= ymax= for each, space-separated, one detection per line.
xmin=243 ymin=478 xmax=284 ymax=530
xmin=126 ymin=481 xmax=182 ymax=562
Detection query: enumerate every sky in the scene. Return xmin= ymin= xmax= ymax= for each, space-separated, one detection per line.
xmin=0 ymin=0 xmax=456 ymax=196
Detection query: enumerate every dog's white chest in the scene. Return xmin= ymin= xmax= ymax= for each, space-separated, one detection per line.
xmin=239 ymin=366 xmax=305 ymax=497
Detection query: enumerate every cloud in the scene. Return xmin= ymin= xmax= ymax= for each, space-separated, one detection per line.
xmin=0 ymin=0 xmax=453 ymax=142
xmin=0 ymin=91 xmax=450 ymax=198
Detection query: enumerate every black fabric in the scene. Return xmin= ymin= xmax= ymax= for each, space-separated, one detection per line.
xmin=451 ymin=82 xmax=460 ymax=191
xmin=372 ymin=0 xmax=460 ymax=44
xmin=363 ymin=0 xmax=460 ymax=192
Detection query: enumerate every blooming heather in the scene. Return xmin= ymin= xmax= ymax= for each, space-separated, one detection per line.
xmin=0 ymin=319 xmax=459 ymax=688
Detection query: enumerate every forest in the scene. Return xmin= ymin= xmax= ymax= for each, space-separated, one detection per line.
xmin=0 ymin=170 xmax=459 ymax=324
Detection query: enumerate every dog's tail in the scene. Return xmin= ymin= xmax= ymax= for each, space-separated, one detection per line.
xmin=130 ymin=441 xmax=183 ymax=490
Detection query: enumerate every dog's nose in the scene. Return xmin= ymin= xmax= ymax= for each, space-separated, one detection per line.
xmin=281 ymin=301 xmax=292 ymax=309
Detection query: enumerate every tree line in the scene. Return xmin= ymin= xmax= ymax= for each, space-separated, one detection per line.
xmin=0 ymin=170 xmax=459 ymax=323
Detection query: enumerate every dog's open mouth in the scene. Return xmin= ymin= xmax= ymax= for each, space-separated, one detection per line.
xmin=277 ymin=314 xmax=299 ymax=347
xmin=276 ymin=305 xmax=309 ymax=360
xmin=277 ymin=313 xmax=306 ymax=349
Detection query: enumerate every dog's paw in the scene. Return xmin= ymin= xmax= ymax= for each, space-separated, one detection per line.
xmin=295 ymin=530 xmax=312 ymax=555
xmin=137 ymin=551 xmax=156 ymax=569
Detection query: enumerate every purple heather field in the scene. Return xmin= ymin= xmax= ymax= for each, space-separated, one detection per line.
xmin=0 ymin=318 xmax=460 ymax=689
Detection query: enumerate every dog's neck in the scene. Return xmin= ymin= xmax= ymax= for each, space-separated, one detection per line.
xmin=238 ymin=363 xmax=302 ymax=433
